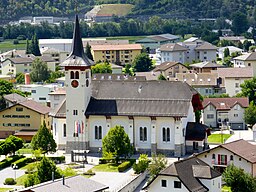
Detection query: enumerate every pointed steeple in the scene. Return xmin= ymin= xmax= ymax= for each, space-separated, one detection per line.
xmin=60 ymin=15 xmax=93 ymax=67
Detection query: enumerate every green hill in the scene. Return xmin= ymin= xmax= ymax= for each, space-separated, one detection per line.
xmin=97 ymin=4 xmax=134 ymax=16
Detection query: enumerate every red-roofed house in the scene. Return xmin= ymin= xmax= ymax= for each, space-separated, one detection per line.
xmin=202 ymin=97 xmax=249 ymax=129
xmin=196 ymin=139 xmax=256 ymax=176
xmin=0 ymin=99 xmax=51 ymax=140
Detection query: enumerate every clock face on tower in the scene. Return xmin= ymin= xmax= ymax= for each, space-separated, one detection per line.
xmin=71 ymin=80 xmax=79 ymax=88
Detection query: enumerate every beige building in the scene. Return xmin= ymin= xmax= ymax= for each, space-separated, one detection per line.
xmin=153 ymin=61 xmax=189 ymax=78
xmin=233 ymin=52 xmax=256 ymax=76
xmin=91 ymin=44 xmax=142 ymax=65
xmin=0 ymin=98 xmax=51 ymax=140
xmin=41 ymin=47 xmax=69 ymax=67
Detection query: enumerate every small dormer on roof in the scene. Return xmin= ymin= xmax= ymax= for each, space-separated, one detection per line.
xmin=60 ymin=15 xmax=93 ymax=67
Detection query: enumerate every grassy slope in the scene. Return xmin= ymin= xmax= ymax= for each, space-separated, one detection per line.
xmin=208 ymin=134 xmax=232 ymax=144
xmin=97 ymin=4 xmax=134 ymax=16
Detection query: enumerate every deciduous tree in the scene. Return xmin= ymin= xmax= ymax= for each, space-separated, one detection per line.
xmin=30 ymin=58 xmax=50 ymax=82
xmin=85 ymin=42 xmax=93 ymax=61
xmin=102 ymin=125 xmax=132 ymax=162
xmin=91 ymin=62 xmax=112 ymax=74
xmin=133 ymin=53 xmax=153 ymax=72
xmin=148 ymin=154 xmax=167 ymax=180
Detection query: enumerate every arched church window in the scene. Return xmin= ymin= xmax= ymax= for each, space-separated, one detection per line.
xmin=86 ymin=79 xmax=89 ymax=87
xmin=75 ymin=71 xmax=79 ymax=79
xmin=70 ymin=71 xmax=74 ymax=79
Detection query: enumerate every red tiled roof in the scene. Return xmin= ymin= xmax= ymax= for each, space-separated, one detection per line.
xmin=217 ymin=67 xmax=253 ymax=78
xmin=203 ymin=97 xmax=249 ymax=110
xmin=19 ymin=100 xmax=51 ymax=114
xmin=222 ymin=139 xmax=256 ymax=163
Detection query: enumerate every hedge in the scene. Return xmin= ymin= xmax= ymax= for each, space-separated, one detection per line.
xmin=118 ymin=161 xmax=132 ymax=172
xmin=99 ymin=158 xmax=136 ymax=165
xmin=0 ymin=155 xmax=24 ymax=169
xmin=11 ymin=157 xmax=33 ymax=169
xmin=4 ymin=178 xmax=16 ymax=185
xmin=36 ymin=156 xmax=65 ymax=164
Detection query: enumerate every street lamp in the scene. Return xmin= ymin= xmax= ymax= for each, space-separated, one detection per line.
xmin=12 ymin=164 xmax=18 ymax=180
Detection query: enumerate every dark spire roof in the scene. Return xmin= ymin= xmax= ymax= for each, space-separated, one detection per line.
xmin=60 ymin=15 xmax=93 ymax=67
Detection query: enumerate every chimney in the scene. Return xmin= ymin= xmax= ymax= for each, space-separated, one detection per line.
xmin=52 ymin=172 xmax=54 ymax=182
xmin=25 ymin=73 xmax=30 ymax=85
xmin=62 ymin=175 xmax=65 ymax=185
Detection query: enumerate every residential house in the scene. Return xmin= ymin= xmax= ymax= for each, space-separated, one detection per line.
xmin=17 ymin=175 xmax=108 ymax=192
xmin=196 ymin=139 xmax=256 ymax=176
xmin=202 ymin=97 xmax=249 ymax=129
xmin=0 ymin=98 xmax=51 ymax=140
xmin=135 ymin=34 xmax=180 ymax=53
xmin=174 ymin=72 xmax=220 ymax=96
xmin=233 ymin=52 xmax=256 ymax=76
xmin=218 ymin=46 xmax=243 ymax=61
xmin=216 ymin=67 xmax=253 ymax=96
xmin=144 ymin=156 xmax=222 ymax=192
xmin=17 ymin=84 xmax=61 ymax=105
xmin=190 ymin=61 xmax=224 ymax=73
xmin=159 ymin=43 xmax=188 ymax=63
xmin=194 ymin=43 xmax=217 ymax=62
xmin=185 ymin=122 xmax=211 ymax=154
xmin=1 ymin=56 xmax=56 ymax=76
xmin=41 ymin=47 xmax=69 ymax=66
xmin=153 ymin=61 xmax=189 ymax=78
xmin=219 ymin=36 xmax=246 ymax=44
xmin=48 ymin=87 xmax=66 ymax=110
xmin=3 ymin=93 xmax=27 ymax=108
xmin=90 ymin=44 xmax=142 ymax=66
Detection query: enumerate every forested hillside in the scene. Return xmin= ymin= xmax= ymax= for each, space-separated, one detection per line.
xmin=0 ymin=0 xmax=256 ymax=22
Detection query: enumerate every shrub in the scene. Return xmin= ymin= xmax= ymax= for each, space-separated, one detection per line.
xmin=49 ymin=156 xmax=65 ymax=164
xmin=0 ymin=155 xmax=24 ymax=169
xmin=99 ymin=158 xmax=115 ymax=164
xmin=118 ymin=161 xmax=131 ymax=172
xmin=83 ymin=169 xmax=95 ymax=176
xmin=12 ymin=157 xmax=32 ymax=168
xmin=4 ymin=178 xmax=16 ymax=185
xmin=133 ymin=154 xmax=150 ymax=174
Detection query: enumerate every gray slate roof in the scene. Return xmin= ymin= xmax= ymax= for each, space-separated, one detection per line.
xmin=85 ymin=80 xmax=197 ymax=117
xmin=145 ymin=157 xmax=221 ymax=192
xmin=17 ymin=175 xmax=108 ymax=192
xmin=159 ymin=43 xmax=188 ymax=52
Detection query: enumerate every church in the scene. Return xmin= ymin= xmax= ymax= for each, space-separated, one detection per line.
xmin=51 ymin=15 xmax=205 ymax=157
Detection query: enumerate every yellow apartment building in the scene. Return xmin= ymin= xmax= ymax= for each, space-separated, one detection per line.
xmin=0 ymin=99 xmax=51 ymax=140
xmin=91 ymin=44 xmax=142 ymax=65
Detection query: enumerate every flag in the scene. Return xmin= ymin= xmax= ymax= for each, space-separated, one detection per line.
xmin=81 ymin=121 xmax=84 ymax=134
xmin=78 ymin=120 xmax=81 ymax=134
xmin=74 ymin=121 xmax=78 ymax=137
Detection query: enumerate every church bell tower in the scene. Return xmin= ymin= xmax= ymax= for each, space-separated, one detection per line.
xmin=60 ymin=15 xmax=93 ymax=153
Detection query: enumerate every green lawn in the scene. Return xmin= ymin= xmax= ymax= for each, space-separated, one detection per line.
xmin=222 ymin=186 xmax=232 ymax=192
xmin=0 ymin=39 xmax=26 ymax=52
xmin=0 ymin=188 xmax=13 ymax=192
xmin=90 ymin=163 xmax=119 ymax=172
xmin=17 ymin=148 xmax=33 ymax=154
xmin=15 ymin=174 xmax=28 ymax=186
xmin=208 ymin=134 xmax=232 ymax=144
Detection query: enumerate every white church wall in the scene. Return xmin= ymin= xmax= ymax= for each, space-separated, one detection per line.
xmin=156 ymin=117 xmax=175 ymax=150
xmin=134 ymin=117 xmax=152 ymax=150
xmin=53 ymin=118 xmax=67 ymax=148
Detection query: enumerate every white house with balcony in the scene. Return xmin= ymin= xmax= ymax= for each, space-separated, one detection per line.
xmin=144 ymin=156 xmax=222 ymax=192
xmin=202 ymin=97 xmax=249 ymax=129
xmin=159 ymin=43 xmax=188 ymax=63
xmin=196 ymin=139 xmax=256 ymax=176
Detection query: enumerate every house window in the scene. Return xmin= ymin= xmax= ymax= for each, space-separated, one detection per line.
xmin=73 ymin=110 xmax=78 ymax=115
xmin=161 ymin=180 xmax=167 ymax=187
xmin=230 ymin=155 xmax=233 ymax=161
xmin=235 ymin=83 xmax=239 ymax=88
xmin=86 ymin=71 xmax=89 ymax=78
xmin=139 ymin=127 xmax=147 ymax=142
xmin=39 ymin=97 xmax=46 ymax=101
xmin=234 ymin=105 xmax=240 ymax=110
xmin=16 ymin=107 xmax=23 ymax=112
xmin=234 ymin=114 xmax=238 ymax=117
xmin=218 ymin=154 xmax=227 ymax=165
xmin=207 ymin=114 xmax=214 ymax=119
xmin=212 ymin=154 xmax=215 ymax=159
xmin=162 ymin=127 xmax=170 ymax=142
xmin=174 ymin=181 xmax=181 ymax=188
xmin=193 ymin=142 xmax=198 ymax=150
xmin=95 ymin=126 xmax=102 ymax=140
xmin=248 ymin=63 xmax=251 ymax=67
xmin=63 ymin=124 xmax=66 ymax=137
xmin=204 ymin=56 xmax=207 ymax=60
xmin=31 ymin=90 xmax=36 ymax=93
